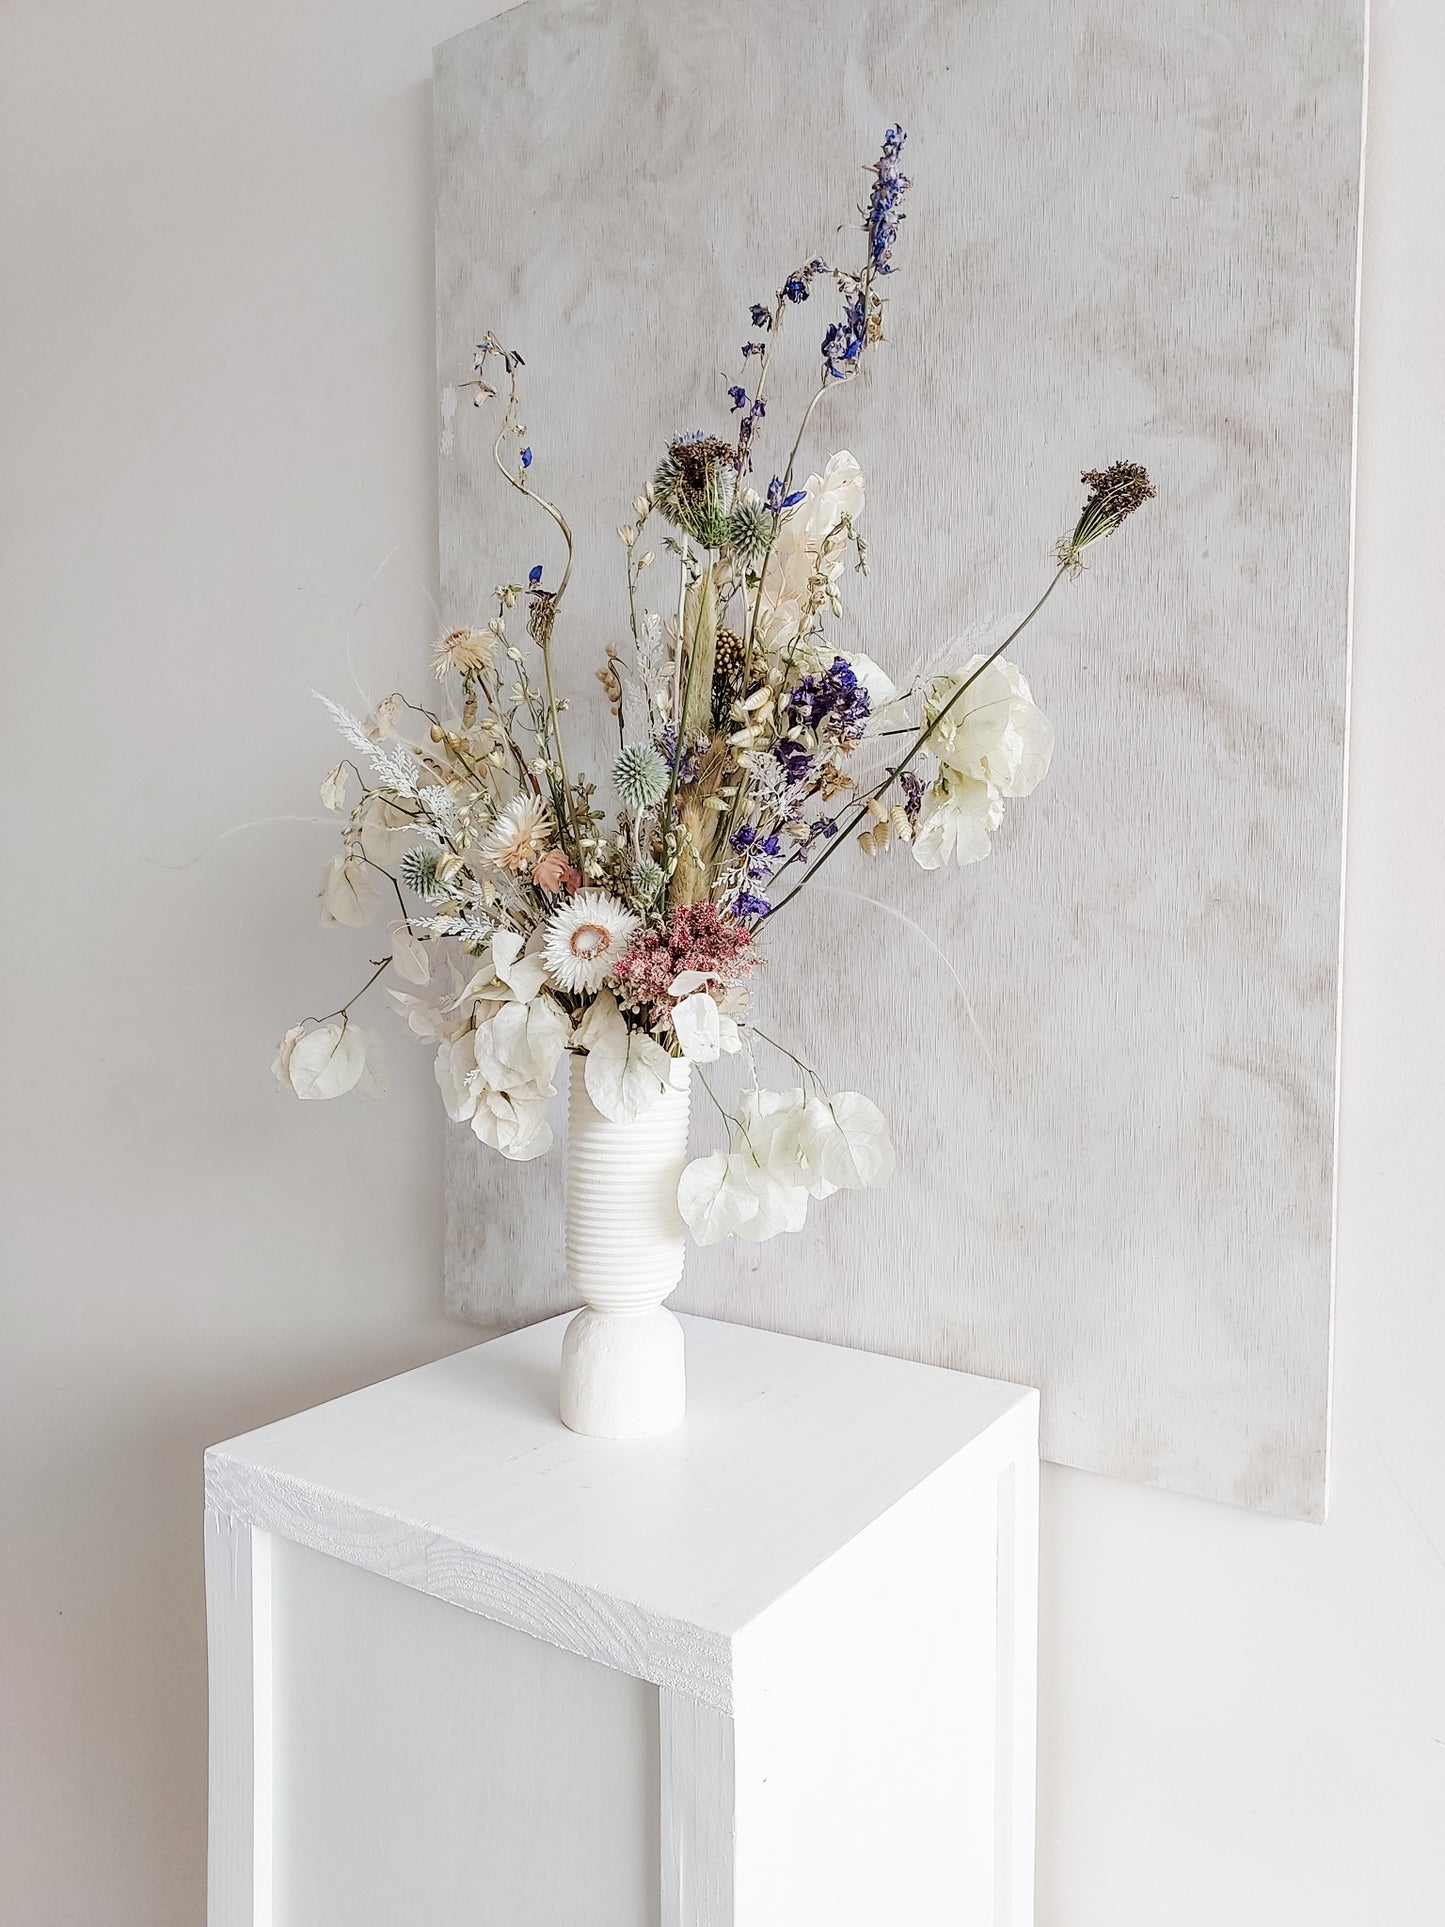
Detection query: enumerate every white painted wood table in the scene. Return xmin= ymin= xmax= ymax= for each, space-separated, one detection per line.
xmin=205 ymin=1312 xmax=1039 ymax=1927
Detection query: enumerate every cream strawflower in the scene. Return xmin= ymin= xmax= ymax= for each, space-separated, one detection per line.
xmin=480 ymin=794 xmax=553 ymax=873
xmin=542 ymin=891 xmax=641 ymax=995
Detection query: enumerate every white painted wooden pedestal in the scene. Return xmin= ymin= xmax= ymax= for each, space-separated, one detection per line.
xmin=205 ymin=1314 xmax=1039 ymax=1927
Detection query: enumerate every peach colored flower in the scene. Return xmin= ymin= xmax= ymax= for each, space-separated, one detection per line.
xmin=532 ymin=849 xmax=582 ymax=894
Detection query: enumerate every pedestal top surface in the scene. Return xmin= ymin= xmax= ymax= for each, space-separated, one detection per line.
xmin=206 ymin=1313 xmax=1034 ymax=1666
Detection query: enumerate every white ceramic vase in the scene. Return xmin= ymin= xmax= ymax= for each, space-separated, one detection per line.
xmin=559 ymin=1051 xmax=691 ymax=1439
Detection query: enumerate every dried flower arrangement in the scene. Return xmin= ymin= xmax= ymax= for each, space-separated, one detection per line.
xmin=276 ymin=126 xmax=1153 ymax=1246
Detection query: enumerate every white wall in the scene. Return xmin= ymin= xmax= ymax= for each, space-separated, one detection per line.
xmin=1 ymin=2 xmax=1440 ymax=1923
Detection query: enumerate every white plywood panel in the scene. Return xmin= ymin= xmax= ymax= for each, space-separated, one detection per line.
xmin=270 ymin=1537 xmax=660 ymax=1927
xmin=434 ymin=0 xmax=1364 ymax=1518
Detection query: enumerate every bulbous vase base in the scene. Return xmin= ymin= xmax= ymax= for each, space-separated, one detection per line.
xmin=559 ymin=1305 xmax=686 ymax=1439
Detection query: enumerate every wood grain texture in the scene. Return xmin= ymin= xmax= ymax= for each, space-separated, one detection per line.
xmin=434 ymin=0 xmax=1365 ymax=1519
xmin=205 ymin=1313 xmax=1033 ymax=1712
xmin=206 ymin=1314 xmax=1040 ymax=1924
xmin=660 ymin=1691 xmax=735 ymax=1927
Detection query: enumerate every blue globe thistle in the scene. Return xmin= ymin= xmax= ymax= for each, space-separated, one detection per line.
xmin=613 ymin=742 xmax=671 ymax=812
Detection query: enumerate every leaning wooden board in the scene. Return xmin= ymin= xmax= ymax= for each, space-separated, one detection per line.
xmin=433 ymin=0 xmax=1365 ymax=1519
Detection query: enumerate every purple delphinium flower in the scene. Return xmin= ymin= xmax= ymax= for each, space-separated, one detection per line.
xmin=520 ymin=446 xmax=533 ymax=468
xmin=749 ymin=304 xmax=773 ymax=330
xmin=765 ymin=475 xmax=808 ymax=514
xmin=730 ymin=824 xmax=758 ymax=852
xmin=901 ymin=770 xmax=924 ymax=824
xmin=783 ymin=275 xmax=808 ymax=303
xmin=741 ymin=341 xmax=765 ymax=357
xmin=810 ymin=816 xmax=840 ymax=841
xmin=772 ymin=739 xmax=814 ymax=787
xmin=867 ymin=125 xmax=910 ymax=276
xmin=727 ymin=385 xmax=749 ymax=412
xmin=528 ymin=564 xmax=543 ymax=585
xmin=785 ymin=656 xmax=871 ymax=743
xmin=819 ymin=127 xmax=910 ymax=380
xmin=733 ymin=890 xmax=771 ymax=920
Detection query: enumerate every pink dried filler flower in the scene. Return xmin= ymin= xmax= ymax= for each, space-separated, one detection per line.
xmin=614 ymin=902 xmax=755 ymax=1026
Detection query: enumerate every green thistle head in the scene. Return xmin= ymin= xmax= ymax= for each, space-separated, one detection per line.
xmin=653 ymin=434 xmax=740 ymax=550
xmin=613 ymin=742 xmax=671 ymax=812
xmin=725 ymin=493 xmax=776 ymax=566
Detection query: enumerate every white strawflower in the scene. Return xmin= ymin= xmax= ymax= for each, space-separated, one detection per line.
xmin=542 ymin=891 xmax=641 ymax=995
xmin=480 ymin=794 xmax=552 ymax=873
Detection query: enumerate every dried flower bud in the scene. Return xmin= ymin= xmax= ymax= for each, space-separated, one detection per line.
xmin=1057 ymin=460 xmax=1155 ymax=571
xmin=618 ymin=525 xmax=637 ymax=548
xmin=637 ymin=551 xmax=654 ymax=569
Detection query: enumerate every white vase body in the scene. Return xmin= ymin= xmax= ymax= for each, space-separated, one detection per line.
xmin=559 ymin=1052 xmax=691 ymax=1438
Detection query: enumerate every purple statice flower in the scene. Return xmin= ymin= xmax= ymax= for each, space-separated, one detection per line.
xmin=749 ymin=303 xmax=773 ymax=330
xmin=733 ymin=890 xmax=771 ymax=920
xmin=785 ymin=656 xmax=871 ymax=743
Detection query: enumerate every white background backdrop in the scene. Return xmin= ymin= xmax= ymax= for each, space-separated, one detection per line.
xmin=2 ymin=2 xmax=1441 ymax=1922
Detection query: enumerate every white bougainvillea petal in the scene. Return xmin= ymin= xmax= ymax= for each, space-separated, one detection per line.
xmin=272 ymin=1025 xmax=306 ymax=1088
xmin=732 ymin=1158 xmax=809 ymax=1241
xmin=471 ymin=1088 xmax=553 ymax=1161
xmin=434 ymin=1032 xmax=479 ymax=1121
xmin=287 ymin=1023 xmax=367 ymax=1100
xmin=579 ymin=991 xmax=670 ymax=1122
xmin=472 ymin=1004 xmax=531 ymax=1093
xmin=389 ymin=922 xmax=431 ymax=986
xmin=678 ymin=1151 xmax=759 ymax=1245
xmin=738 ymin=1087 xmax=808 ymax=1186
xmin=496 ymin=949 xmax=548 ymax=1005
xmin=388 ymin=988 xmax=466 ymax=1044
xmin=668 ymin=969 xmax=721 ymax=997
xmin=800 ymin=1090 xmax=895 ymax=1191
xmin=911 ymin=778 xmax=1002 ymax=870
xmin=319 ymin=853 xmax=383 ymax=927
xmin=672 ymin=991 xmax=722 ymax=1064
xmin=788 ymin=1095 xmax=840 ymax=1197
xmin=353 ymin=1028 xmax=388 ymax=1098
